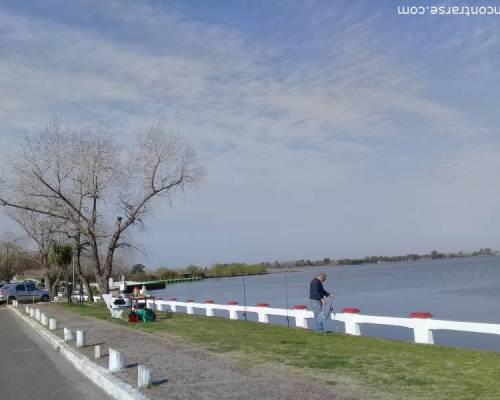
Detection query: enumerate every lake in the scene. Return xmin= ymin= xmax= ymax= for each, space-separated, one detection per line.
xmin=153 ymin=256 xmax=500 ymax=351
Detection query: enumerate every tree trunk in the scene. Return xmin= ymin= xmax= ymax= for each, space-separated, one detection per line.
xmin=63 ymin=265 xmax=72 ymax=304
xmin=96 ymin=273 xmax=109 ymax=296
xmin=50 ymin=270 xmax=63 ymax=299
xmin=75 ymin=260 xmax=93 ymax=302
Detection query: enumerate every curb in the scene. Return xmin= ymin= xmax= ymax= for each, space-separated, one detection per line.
xmin=9 ymin=306 xmax=150 ymax=400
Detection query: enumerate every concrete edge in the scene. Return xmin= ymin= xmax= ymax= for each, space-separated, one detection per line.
xmin=9 ymin=305 xmax=150 ymax=400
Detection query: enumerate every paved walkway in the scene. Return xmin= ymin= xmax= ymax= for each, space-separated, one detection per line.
xmin=33 ymin=304 xmax=347 ymax=400
xmin=0 ymin=307 xmax=111 ymax=400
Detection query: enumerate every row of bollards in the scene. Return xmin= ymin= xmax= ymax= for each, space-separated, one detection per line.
xmin=23 ymin=304 xmax=152 ymax=389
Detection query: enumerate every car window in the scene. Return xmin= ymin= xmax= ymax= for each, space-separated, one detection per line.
xmin=26 ymin=283 xmax=35 ymax=291
xmin=16 ymin=284 xmax=26 ymax=292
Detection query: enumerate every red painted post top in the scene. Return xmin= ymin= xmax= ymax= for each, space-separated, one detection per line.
xmin=204 ymin=300 xmax=215 ymax=304
xmin=169 ymin=297 xmax=178 ymax=301
xmin=227 ymin=300 xmax=239 ymax=305
xmin=410 ymin=312 xmax=433 ymax=319
xmin=256 ymin=303 xmax=270 ymax=307
xmin=293 ymin=305 xmax=308 ymax=310
xmin=342 ymin=307 xmax=361 ymax=314
xmin=186 ymin=299 xmax=194 ymax=303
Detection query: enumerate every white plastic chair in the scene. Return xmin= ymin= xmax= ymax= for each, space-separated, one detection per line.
xmin=102 ymin=294 xmax=129 ymax=319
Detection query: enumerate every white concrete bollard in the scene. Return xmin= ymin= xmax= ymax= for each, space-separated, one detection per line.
xmin=49 ymin=318 xmax=57 ymax=330
xmin=25 ymin=306 xmax=30 ymax=314
xmin=109 ymin=348 xmax=126 ymax=372
xmin=137 ymin=365 xmax=152 ymax=388
xmin=63 ymin=327 xmax=74 ymax=342
xmin=94 ymin=345 xmax=101 ymax=359
xmin=293 ymin=306 xmax=309 ymax=329
xmin=35 ymin=309 xmax=41 ymax=322
xmin=410 ymin=312 xmax=434 ymax=344
xmin=76 ymin=330 xmax=86 ymax=347
xmin=41 ymin=313 xmax=48 ymax=326
xmin=29 ymin=308 xmax=35 ymax=318
xmin=342 ymin=308 xmax=361 ymax=336
xmin=186 ymin=301 xmax=194 ymax=314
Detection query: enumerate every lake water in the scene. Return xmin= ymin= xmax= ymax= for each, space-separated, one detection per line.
xmin=153 ymin=256 xmax=500 ymax=351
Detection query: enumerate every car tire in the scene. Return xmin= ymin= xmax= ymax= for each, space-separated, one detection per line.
xmin=7 ymin=296 xmax=16 ymax=304
xmin=40 ymin=295 xmax=49 ymax=302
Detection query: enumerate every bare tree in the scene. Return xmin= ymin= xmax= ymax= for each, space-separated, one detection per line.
xmin=5 ymin=211 xmax=63 ymax=296
xmin=0 ymin=241 xmax=39 ymax=282
xmin=1 ymin=121 xmax=204 ymax=294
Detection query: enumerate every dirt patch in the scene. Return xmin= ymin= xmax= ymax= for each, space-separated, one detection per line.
xmin=33 ymin=304 xmax=362 ymax=400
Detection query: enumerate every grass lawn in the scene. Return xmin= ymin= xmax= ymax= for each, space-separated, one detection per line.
xmin=55 ymin=303 xmax=500 ymax=399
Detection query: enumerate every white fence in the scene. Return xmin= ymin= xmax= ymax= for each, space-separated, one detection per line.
xmin=60 ymin=294 xmax=500 ymax=346
xmin=131 ymin=298 xmax=500 ymax=345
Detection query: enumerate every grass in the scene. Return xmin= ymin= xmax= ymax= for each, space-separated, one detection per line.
xmin=55 ymin=303 xmax=500 ymax=399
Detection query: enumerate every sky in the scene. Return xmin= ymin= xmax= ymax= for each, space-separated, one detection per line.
xmin=1 ymin=0 xmax=500 ymax=268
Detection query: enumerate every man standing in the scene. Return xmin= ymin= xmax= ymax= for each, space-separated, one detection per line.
xmin=309 ymin=272 xmax=333 ymax=332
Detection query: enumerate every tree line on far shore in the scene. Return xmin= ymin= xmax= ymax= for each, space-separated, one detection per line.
xmin=267 ymin=248 xmax=497 ymax=268
xmin=126 ymin=262 xmax=268 ymax=281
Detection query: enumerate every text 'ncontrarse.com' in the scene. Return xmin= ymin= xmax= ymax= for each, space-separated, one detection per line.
xmin=397 ymin=5 xmax=500 ymax=16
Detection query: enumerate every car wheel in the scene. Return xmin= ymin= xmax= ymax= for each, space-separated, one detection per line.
xmin=8 ymin=296 xmax=16 ymax=305
xmin=40 ymin=295 xmax=49 ymax=302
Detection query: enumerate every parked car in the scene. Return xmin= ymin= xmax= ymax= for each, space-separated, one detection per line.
xmin=0 ymin=281 xmax=50 ymax=303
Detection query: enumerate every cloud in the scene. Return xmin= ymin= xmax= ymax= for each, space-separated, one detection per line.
xmin=0 ymin=1 xmax=499 ymax=266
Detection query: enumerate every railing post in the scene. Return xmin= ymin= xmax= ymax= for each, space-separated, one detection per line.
xmin=293 ymin=305 xmax=309 ymax=329
xmin=186 ymin=299 xmax=195 ymax=314
xmin=227 ymin=301 xmax=239 ymax=320
xmin=29 ymin=308 xmax=35 ymax=318
xmin=41 ymin=313 xmax=48 ymax=326
xmin=35 ymin=309 xmax=41 ymax=322
xmin=204 ymin=300 xmax=214 ymax=317
xmin=256 ymin=303 xmax=270 ymax=323
xmin=169 ymin=298 xmax=177 ymax=312
xmin=410 ymin=312 xmax=434 ymax=344
xmin=49 ymin=318 xmax=57 ymax=330
xmin=342 ymin=308 xmax=361 ymax=335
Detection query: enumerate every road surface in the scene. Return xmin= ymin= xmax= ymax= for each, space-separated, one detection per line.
xmin=0 ymin=306 xmax=111 ymax=400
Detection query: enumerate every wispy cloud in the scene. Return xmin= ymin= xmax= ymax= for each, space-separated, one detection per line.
xmin=0 ymin=1 xmax=499 ymax=265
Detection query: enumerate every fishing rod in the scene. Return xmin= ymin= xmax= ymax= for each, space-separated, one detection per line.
xmin=283 ymin=267 xmax=290 ymax=327
xmin=326 ymin=263 xmax=345 ymax=332
xmin=242 ymin=274 xmax=248 ymax=322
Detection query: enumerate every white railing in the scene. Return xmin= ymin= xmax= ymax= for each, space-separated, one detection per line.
xmin=130 ymin=298 xmax=500 ymax=345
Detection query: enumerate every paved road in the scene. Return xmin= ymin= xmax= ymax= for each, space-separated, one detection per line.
xmin=0 ymin=307 xmax=111 ymax=400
